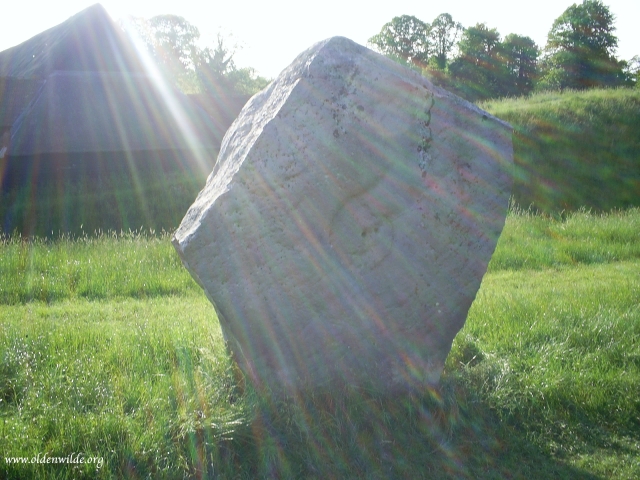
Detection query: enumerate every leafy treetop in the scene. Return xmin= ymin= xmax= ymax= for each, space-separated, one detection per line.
xmin=540 ymin=0 xmax=625 ymax=90
xmin=368 ymin=15 xmax=431 ymax=68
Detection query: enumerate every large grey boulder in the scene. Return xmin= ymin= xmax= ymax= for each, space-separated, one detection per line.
xmin=173 ymin=37 xmax=512 ymax=395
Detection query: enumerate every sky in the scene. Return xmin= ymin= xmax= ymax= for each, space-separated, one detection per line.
xmin=1 ymin=0 xmax=638 ymax=79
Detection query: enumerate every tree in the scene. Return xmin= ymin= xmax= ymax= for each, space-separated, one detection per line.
xmin=194 ymin=34 xmax=236 ymax=94
xmin=624 ymin=55 xmax=640 ymax=88
xmin=540 ymin=0 xmax=625 ymax=90
xmin=224 ymin=67 xmax=271 ymax=96
xmin=449 ymin=23 xmax=507 ymax=100
xmin=148 ymin=15 xmax=201 ymax=90
xmin=124 ymin=16 xmax=269 ymax=96
xmin=429 ymin=13 xmax=462 ymax=70
xmin=368 ymin=15 xmax=431 ymax=68
xmin=123 ymin=15 xmax=201 ymax=91
xmin=195 ymin=35 xmax=269 ymax=96
xmin=501 ymin=34 xmax=539 ymax=96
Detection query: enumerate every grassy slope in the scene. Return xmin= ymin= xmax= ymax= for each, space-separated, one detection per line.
xmin=3 ymin=88 xmax=638 ymax=238
xmin=1 ymin=158 xmax=209 ymax=238
xmin=481 ymin=88 xmax=640 ymax=212
xmin=0 ymin=210 xmax=639 ymax=478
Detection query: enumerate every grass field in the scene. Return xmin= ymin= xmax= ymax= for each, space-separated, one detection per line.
xmin=0 ymin=208 xmax=639 ymax=478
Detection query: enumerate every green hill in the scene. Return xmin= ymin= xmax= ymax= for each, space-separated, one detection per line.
xmin=482 ymin=88 xmax=640 ymax=212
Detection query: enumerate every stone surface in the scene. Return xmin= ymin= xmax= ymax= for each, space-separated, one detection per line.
xmin=173 ymin=36 xmax=512 ymax=394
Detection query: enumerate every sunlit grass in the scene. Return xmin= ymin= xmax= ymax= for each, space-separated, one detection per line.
xmin=0 ymin=208 xmax=638 ymax=478
xmin=0 ymin=297 xmax=246 ymax=479
xmin=450 ymin=258 xmax=640 ymax=478
xmin=0 ymin=231 xmax=199 ymax=304
xmin=489 ymin=206 xmax=640 ymax=271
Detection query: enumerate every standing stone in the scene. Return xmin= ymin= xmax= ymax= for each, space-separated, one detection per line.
xmin=173 ymin=37 xmax=512 ymax=395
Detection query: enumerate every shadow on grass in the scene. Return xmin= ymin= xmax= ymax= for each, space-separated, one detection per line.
xmin=173 ymin=375 xmax=603 ymax=480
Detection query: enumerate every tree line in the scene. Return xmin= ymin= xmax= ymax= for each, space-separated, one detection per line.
xmin=121 ymin=15 xmax=270 ymax=96
xmin=125 ymin=1 xmax=639 ymax=102
xmin=368 ymin=0 xmax=638 ymax=102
